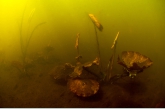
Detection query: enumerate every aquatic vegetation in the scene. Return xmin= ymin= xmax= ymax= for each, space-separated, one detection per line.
xmin=75 ymin=33 xmax=82 ymax=63
xmin=111 ymin=32 xmax=120 ymax=49
xmin=18 ymin=5 xmax=46 ymax=74
xmin=50 ymin=47 xmax=101 ymax=97
xmin=68 ymin=78 xmax=99 ymax=97
xmin=88 ymin=14 xmax=103 ymax=72
xmin=49 ymin=31 xmax=102 ymax=97
xmin=68 ymin=57 xmax=100 ymax=78
xmin=49 ymin=64 xmax=72 ymax=81
xmin=88 ymin=14 xmax=103 ymax=31
xmin=49 ymin=14 xmax=153 ymax=98
xmin=104 ymin=32 xmax=119 ymax=81
xmin=50 ymin=57 xmax=99 ymax=80
xmin=75 ymin=33 xmax=80 ymax=50
xmin=118 ymin=51 xmax=153 ymax=78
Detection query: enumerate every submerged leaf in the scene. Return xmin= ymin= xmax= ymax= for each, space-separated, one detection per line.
xmin=69 ymin=64 xmax=83 ymax=78
xmin=118 ymin=51 xmax=153 ymax=78
xmin=68 ymin=78 xmax=99 ymax=97
xmin=88 ymin=14 xmax=103 ymax=31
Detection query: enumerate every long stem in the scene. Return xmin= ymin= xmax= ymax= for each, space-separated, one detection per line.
xmin=26 ymin=8 xmax=36 ymax=46
xmin=105 ymin=32 xmax=119 ymax=81
xmin=77 ymin=45 xmax=79 ymax=56
xmin=20 ymin=3 xmax=28 ymax=61
xmin=19 ymin=2 xmax=29 ymax=74
xmin=24 ymin=22 xmax=46 ymax=57
xmin=108 ymin=44 xmax=116 ymax=80
xmin=19 ymin=3 xmax=46 ymax=74
xmin=94 ymin=25 xmax=102 ymax=71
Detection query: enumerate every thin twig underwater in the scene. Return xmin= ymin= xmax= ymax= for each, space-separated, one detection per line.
xmin=18 ymin=3 xmax=46 ymax=74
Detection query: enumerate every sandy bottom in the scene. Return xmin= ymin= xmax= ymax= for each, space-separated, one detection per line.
xmin=0 ymin=63 xmax=165 ymax=108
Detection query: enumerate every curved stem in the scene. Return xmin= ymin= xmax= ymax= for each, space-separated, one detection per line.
xmin=94 ymin=25 xmax=103 ymax=73
xmin=20 ymin=2 xmax=28 ymax=60
xmin=24 ymin=22 xmax=46 ymax=59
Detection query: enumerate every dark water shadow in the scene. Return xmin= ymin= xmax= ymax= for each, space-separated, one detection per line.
xmin=116 ymin=100 xmax=143 ymax=108
xmin=114 ymin=77 xmax=147 ymax=95
xmin=51 ymin=79 xmax=68 ymax=86
xmin=76 ymin=87 xmax=103 ymax=102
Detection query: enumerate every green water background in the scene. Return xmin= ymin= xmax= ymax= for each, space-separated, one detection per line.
xmin=0 ymin=0 xmax=164 ymax=85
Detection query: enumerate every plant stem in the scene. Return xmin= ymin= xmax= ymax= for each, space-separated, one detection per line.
xmin=105 ymin=32 xmax=119 ymax=81
xmin=94 ymin=25 xmax=102 ymax=72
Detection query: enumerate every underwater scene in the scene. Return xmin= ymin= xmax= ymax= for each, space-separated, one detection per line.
xmin=0 ymin=0 xmax=165 ymax=108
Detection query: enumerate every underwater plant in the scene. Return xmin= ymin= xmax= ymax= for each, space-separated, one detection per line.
xmin=117 ymin=51 xmax=153 ymax=78
xmin=88 ymin=14 xmax=103 ymax=71
xmin=68 ymin=78 xmax=99 ymax=97
xmin=104 ymin=32 xmax=119 ymax=81
xmin=49 ymin=13 xmax=153 ymax=98
xmin=75 ymin=33 xmax=82 ymax=63
xmin=15 ymin=4 xmax=46 ymax=74
xmin=49 ymin=33 xmax=102 ymax=97
xmin=88 ymin=14 xmax=103 ymax=31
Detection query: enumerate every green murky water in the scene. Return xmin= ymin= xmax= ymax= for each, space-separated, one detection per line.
xmin=0 ymin=0 xmax=165 ymax=107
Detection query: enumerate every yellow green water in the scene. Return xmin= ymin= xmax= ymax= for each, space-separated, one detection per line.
xmin=0 ymin=0 xmax=165 ymax=107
